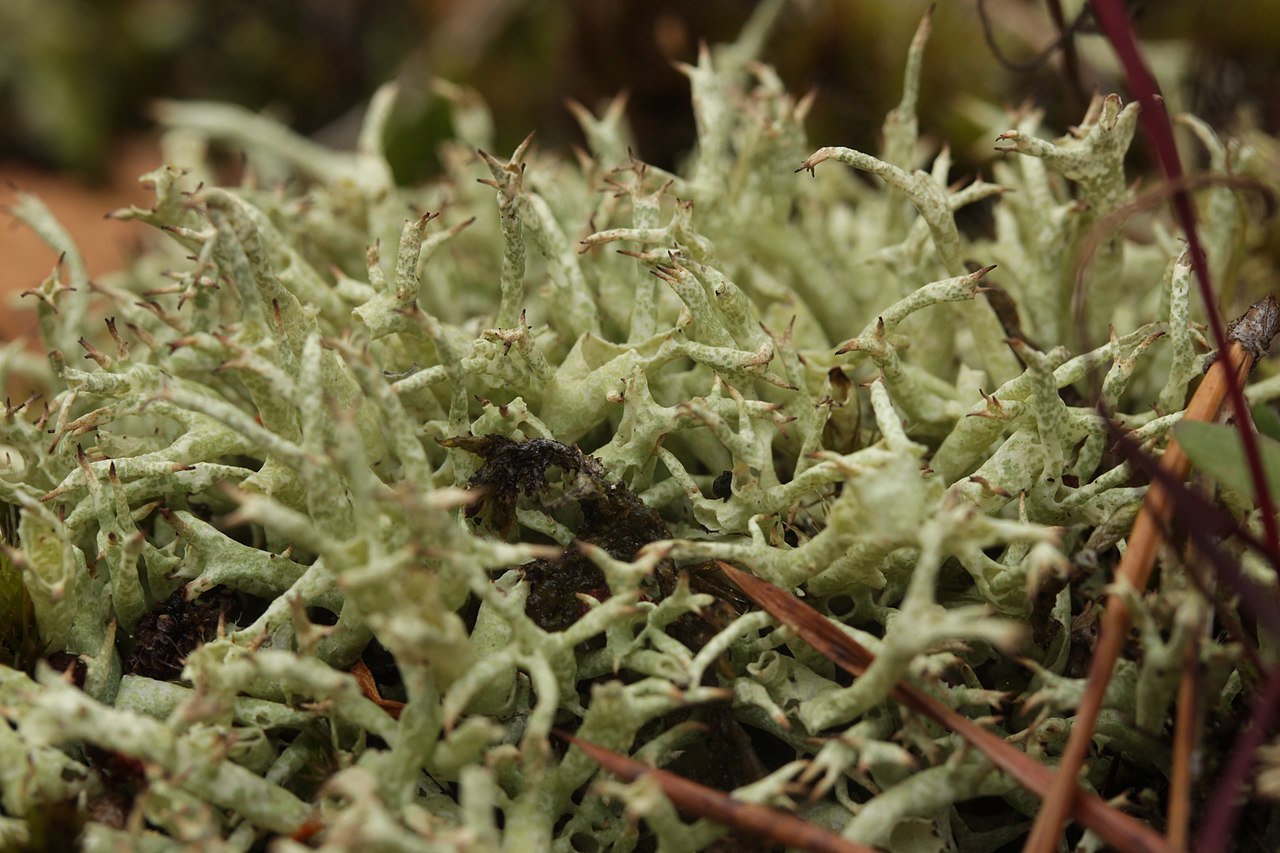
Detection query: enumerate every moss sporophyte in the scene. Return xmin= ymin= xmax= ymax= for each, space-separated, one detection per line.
xmin=2 ymin=4 xmax=1279 ymax=851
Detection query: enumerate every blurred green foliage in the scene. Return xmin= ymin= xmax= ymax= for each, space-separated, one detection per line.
xmin=4 ymin=0 xmax=1280 ymax=182
xmin=0 ymin=0 xmax=420 ymax=175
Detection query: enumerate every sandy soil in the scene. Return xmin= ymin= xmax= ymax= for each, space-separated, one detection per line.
xmin=1 ymin=137 xmax=160 ymax=347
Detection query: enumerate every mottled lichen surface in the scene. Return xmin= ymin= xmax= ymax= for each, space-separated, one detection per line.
xmin=1 ymin=4 xmax=1277 ymax=851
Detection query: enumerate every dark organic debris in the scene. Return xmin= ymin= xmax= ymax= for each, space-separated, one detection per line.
xmin=445 ymin=433 xmax=672 ymax=633
xmin=441 ymin=434 xmax=595 ymax=534
xmin=83 ymin=745 xmax=147 ymax=830
xmin=124 ymin=585 xmax=237 ymax=680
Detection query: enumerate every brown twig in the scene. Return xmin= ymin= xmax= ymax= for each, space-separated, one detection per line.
xmin=1197 ymin=662 xmax=1280 ymax=852
xmin=1022 ymin=339 xmax=1253 ymax=853
xmin=557 ymin=730 xmax=875 ymax=853
xmin=715 ymin=562 xmax=1176 ymax=853
xmin=1167 ymin=626 xmax=1203 ymax=849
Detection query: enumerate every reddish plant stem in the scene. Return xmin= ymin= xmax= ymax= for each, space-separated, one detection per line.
xmin=1196 ymin=662 xmax=1280 ymax=853
xmin=1081 ymin=3 xmax=1280 ymax=850
xmin=1087 ymin=0 xmax=1280 ymax=559
xmin=559 ymin=731 xmax=875 ymax=853
xmin=1045 ymin=0 xmax=1086 ymax=111
xmin=1023 ymin=343 xmax=1252 ymax=852
xmin=717 ymin=563 xmax=1176 ymax=853
xmin=1167 ymin=610 xmax=1203 ymax=848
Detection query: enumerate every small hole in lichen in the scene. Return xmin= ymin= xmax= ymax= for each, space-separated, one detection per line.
xmin=827 ymin=594 xmax=855 ymax=618
xmin=570 ymin=832 xmax=600 ymax=853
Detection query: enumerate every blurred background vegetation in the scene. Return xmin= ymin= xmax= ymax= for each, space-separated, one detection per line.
xmin=1 ymin=0 xmax=1279 ymax=337
xmin=3 ymin=0 xmax=1280 ymax=177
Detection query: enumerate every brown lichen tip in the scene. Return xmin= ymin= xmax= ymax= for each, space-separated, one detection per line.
xmin=1226 ymin=293 xmax=1280 ymax=362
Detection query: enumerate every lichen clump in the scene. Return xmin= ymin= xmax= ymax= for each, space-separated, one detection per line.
xmin=1 ymin=5 xmax=1277 ymax=851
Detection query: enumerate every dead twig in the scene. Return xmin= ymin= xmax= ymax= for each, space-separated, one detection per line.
xmin=557 ymin=730 xmax=875 ymax=853
xmin=1167 ymin=624 xmax=1203 ymax=849
xmin=1023 ymin=337 xmax=1254 ymax=852
xmin=715 ymin=562 xmax=1176 ymax=853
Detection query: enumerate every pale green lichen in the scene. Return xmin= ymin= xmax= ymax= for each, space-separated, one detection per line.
xmin=1 ymin=5 xmax=1277 ymax=852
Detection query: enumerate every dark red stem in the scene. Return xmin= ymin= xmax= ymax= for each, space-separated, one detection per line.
xmin=1089 ymin=2 xmax=1280 ymax=848
xmin=1195 ymin=662 xmax=1280 ymax=853
xmin=1088 ymin=0 xmax=1280 ymax=560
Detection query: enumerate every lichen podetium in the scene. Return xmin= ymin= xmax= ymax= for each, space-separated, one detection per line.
xmin=1 ymin=4 xmax=1277 ymax=851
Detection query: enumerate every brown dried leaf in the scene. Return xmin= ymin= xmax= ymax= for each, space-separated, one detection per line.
xmin=350 ymin=659 xmax=404 ymax=719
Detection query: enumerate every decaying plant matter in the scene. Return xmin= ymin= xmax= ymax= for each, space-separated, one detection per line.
xmin=1 ymin=1 xmax=1279 ymax=850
